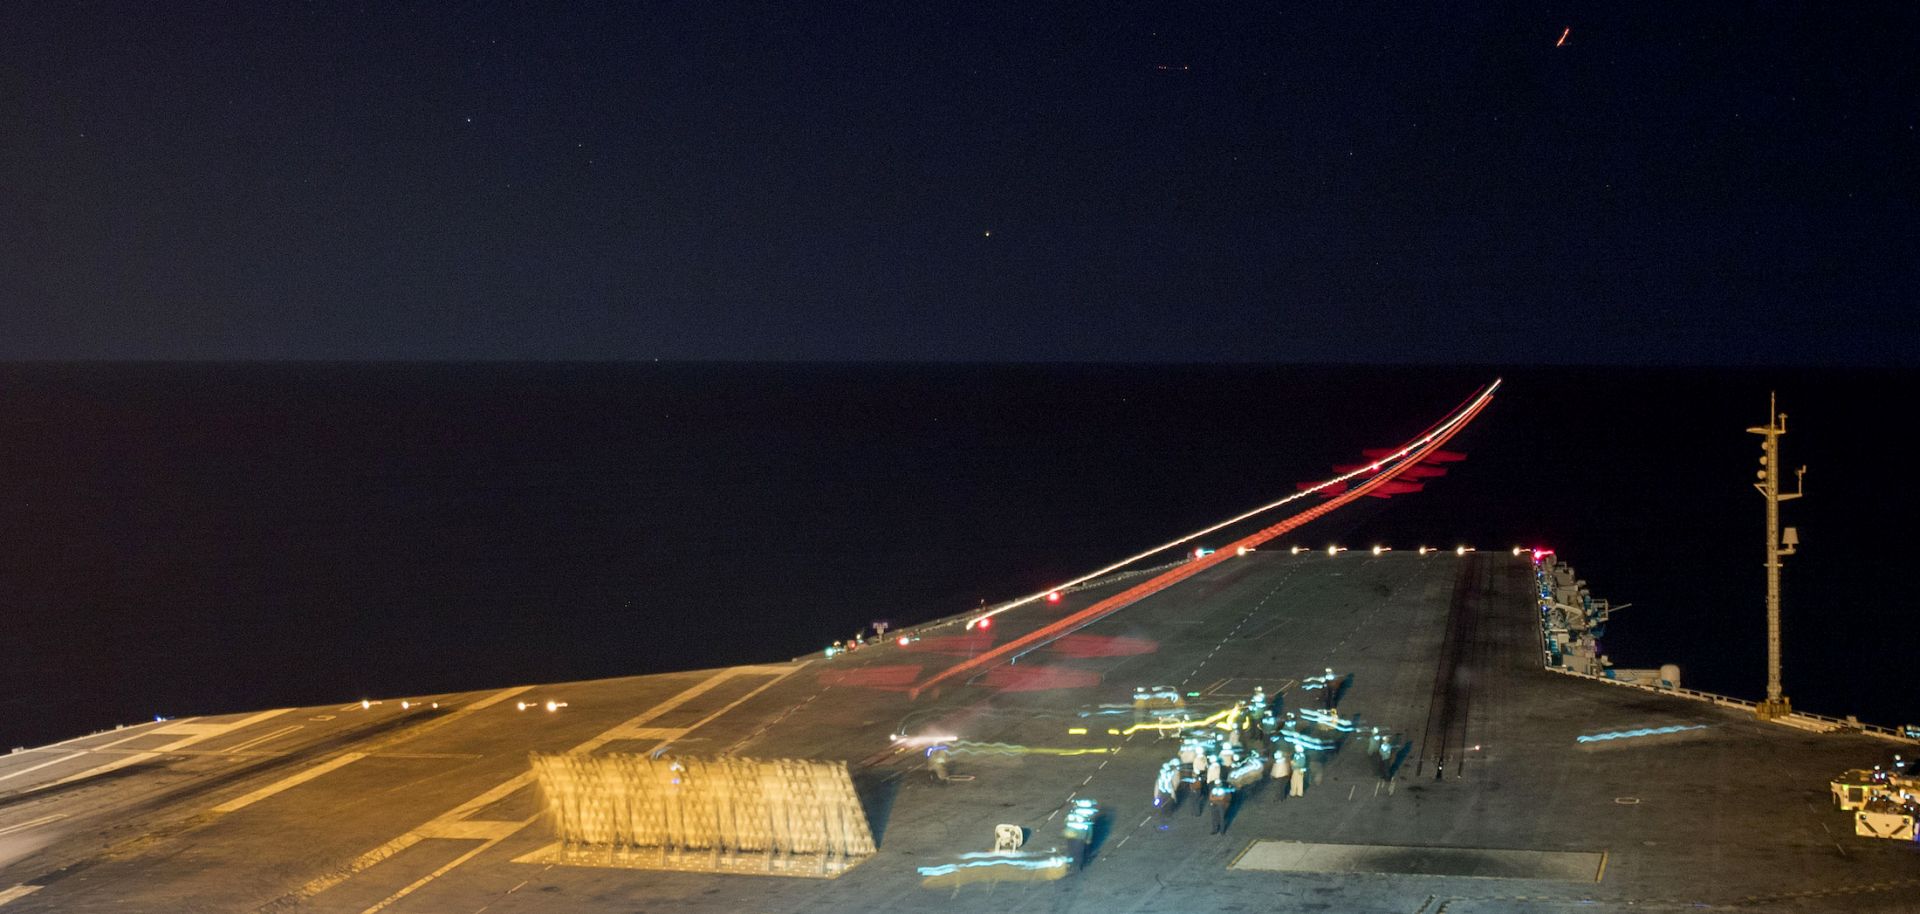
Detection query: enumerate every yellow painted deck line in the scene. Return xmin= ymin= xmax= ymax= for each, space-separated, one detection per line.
xmin=351 ymin=686 xmax=539 ymax=759
xmin=0 ymin=752 xmax=87 ymax=785
xmin=357 ymin=816 xmax=540 ymax=914
xmin=645 ymin=668 xmax=797 ymax=746
xmin=366 ymin=752 xmax=485 ymax=760
xmin=290 ymin=671 xmax=737 ymax=901
xmin=438 ymin=771 xmax=536 ymax=821
xmin=569 ymin=670 xmax=745 ymax=753
xmin=157 ymin=709 xmax=295 ymax=751
xmin=0 ymin=885 xmax=42 ymax=906
xmin=295 ymin=666 xmax=800 ymax=904
xmin=447 ymin=685 xmax=537 ymax=714
xmin=0 ymin=726 xmax=173 ymax=785
xmin=33 ymin=709 xmax=297 ymax=792
xmin=36 ymin=753 xmax=153 ymax=787
xmin=355 ymin=668 xmax=808 ymax=914
xmin=212 ymin=752 xmax=369 ymax=813
xmin=211 ymin=685 xmax=532 ymax=816
xmin=9 ymin=719 xmax=165 ymax=754
xmin=605 ymin=726 xmax=686 ymax=740
xmin=287 ymin=776 xmax=530 ymax=897
xmin=417 ymin=819 xmax=521 ymax=841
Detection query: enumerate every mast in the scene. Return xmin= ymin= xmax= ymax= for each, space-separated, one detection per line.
xmin=1747 ymin=392 xmax=1805 ymax=720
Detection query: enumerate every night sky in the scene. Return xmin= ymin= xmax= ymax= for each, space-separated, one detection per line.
xmin=4 ymin=4 xmax=1914 ymax=363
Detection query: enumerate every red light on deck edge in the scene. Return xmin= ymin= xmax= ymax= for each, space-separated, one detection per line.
xmin=897 ymin=636 xmax=911 ymax=646
xmin=977 ymin=616 xmax=990 ymax=629
xmin=1047 ymin=591 xmax=1061 ymax=603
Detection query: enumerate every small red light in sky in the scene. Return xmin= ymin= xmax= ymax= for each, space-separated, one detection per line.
xmin=1556 ymin=28 xmax=1570 ymax=47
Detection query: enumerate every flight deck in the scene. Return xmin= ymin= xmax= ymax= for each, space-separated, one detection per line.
xmin=3 ymin=550 xmax=1914 ymax=913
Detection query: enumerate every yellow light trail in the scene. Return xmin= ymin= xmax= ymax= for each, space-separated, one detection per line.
xmin=950 ymin=741 xmax=1116 ymax=757
xmin=1120 ymin=705 xmax=1241 ymax=737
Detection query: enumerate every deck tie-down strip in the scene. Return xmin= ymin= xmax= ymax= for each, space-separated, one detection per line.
xmin=1231 ymin=840 xmax=1606 ymax=882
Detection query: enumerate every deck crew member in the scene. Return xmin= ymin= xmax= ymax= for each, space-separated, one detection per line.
xmin=927 ymin=744 xmax=952 ymax=784
xmin=1208 ymin=783 xmax=1235 ymax=834
xmin=1064 ymin=799 xmax=1098 ymax=869
xmin=1270 ymin=750 xmax=1292 ymax=800
xmin=1154 ymin=759 xmax=1181 ymax=814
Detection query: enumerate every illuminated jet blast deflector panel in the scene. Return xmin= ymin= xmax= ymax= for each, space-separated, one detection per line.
xmin=523 ymin=753 xmax=876 ymax=878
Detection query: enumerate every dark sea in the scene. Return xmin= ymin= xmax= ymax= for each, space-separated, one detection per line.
xmin=2 ymin=363 xmax=1913 ymax=750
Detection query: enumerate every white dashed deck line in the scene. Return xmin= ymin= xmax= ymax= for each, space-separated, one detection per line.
xmin=0 ymin=815 xmax=65 ymax=838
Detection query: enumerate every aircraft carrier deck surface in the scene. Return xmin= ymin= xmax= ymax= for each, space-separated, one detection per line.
xmin=3 ymin=551 xmax=1914 ymax=912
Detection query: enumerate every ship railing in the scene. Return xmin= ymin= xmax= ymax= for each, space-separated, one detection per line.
xmin=1544 ymin=665 xmax=1919 ymax=745
xmin=1779 ymin=708 xmax=1919 ymax=743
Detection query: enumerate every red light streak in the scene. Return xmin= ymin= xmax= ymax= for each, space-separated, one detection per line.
xmin=1556 ymin=28 xmax=1570 ymax=47
xmin=963 ymin=379 xmax=1498 ymax=632
xmin=911 ymin=379 xmax=1502 ymax=699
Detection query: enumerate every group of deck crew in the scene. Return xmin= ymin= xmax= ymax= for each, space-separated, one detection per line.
xmin=1144 ymin=672 xmax=1410 ymax=834
xmin=945 ymin=669 xmax=1421 ymax=874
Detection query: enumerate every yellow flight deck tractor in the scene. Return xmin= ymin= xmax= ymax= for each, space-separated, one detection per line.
xmin=1829 ymin=766 xmax=1919 ymax=842
xmin=1831 ymin=767 xmax=1917 ymax=811
xmin=1855 ymin=794 xmax=1918 ymax=842
xmin=1832 ymin=769 xmax=1885 ymax=811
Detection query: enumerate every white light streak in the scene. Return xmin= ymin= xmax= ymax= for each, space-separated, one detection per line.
xmin=964 ymin=380 xmax=1502 ymax=628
